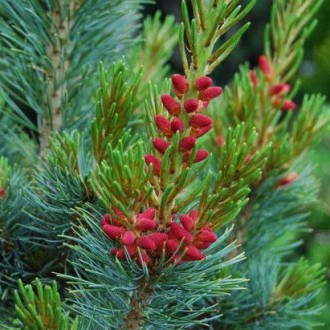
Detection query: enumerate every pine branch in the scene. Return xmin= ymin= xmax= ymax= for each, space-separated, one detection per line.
xmin=129 ymin=11 xmax=179 ymax=111
xmin=243 ymin=166 xmax=319 ymax=256
xmin=60 ymin=208 xmax=245 ymax=329
xmin=179 ymin=0 xmax=255 ymax=76
xmin=14 ymin=278 xmax=79 ymax=329
xmin=0 ymin=0 xmax=148 ymax=157
xmin=214 ymin=0 xmax=327 ymax=185
xmin=198 ymin=124 xmax=269 ymax=229
xmin=213 ymin=256 xmax=325 ymax=329
xmin=91 ymin=62 xmax=143 ymax=164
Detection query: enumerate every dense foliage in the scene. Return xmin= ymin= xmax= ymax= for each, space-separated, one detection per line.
xmin=0 ymin=0 xmax=328 ymax=329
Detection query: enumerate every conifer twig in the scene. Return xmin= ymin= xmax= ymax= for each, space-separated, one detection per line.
xmin=40 ymin=3 xmax=79 ymax=158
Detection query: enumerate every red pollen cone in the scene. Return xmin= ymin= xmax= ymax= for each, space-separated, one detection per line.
xmin=138 ymin=253 xmax=150 ymax=265
xmin=171 ymin=117 xmax=185 ymax=133
xmin=121 ymin=231 xmax=136 ymax=245
xmin=278 ymin=172 xmax=298 ymax=187
xmin=155 ymin=115 xmax=172 ymax=137
xmin=199 ymin=87 xmax=222 ymax=101
xmin=0 ymin=188 xmax=5 ymax=199
xmin=190 ymin=114 xmax=212 ymax=128
xmin=258 ymin=55 xmax=273 ymax=80
xmin=166 ymin=239 xmax=180 ymax=254
xmin=282 ymin=100 xmax=296 ymax=111
xmin=191 ymin=125 xmax=212 ymax=138
xmin=125 ymin=244 xmax=137 ymax=257
xmin=189 ymin=210 xmax=198 ymax=221
xmin=111 ymin=248 xmax=126 ymax=260
xmin=144 ymin=154 xmax=161 ymax=174
xmin=137 ymin=235 xmax=157 ymax=250
xmin=171 ymin=74 xmax=189 ymax=96
xmin=169 ymin=222 xmax=193 ymax=244
xmin=161 ymin=94 xmax=181 ymax=116
xmin=185 ymin=245 xmax=205 ymax=260
xmin=194 ymin=150 xmax=209 ymax=163
xmin=194 ymin=240 xmax=211 ymax=249
xmin=153 ymin=138 xmax=170 ymax=154
xmin=195 ymin=76 xmax=212 ymax=91
xmin=138 ymin=208 xmax=156 ymax=220
xmin=179 ymin=136 xmax=196 ymax=152
xmin=100 ymin=213 xmax=111 ymax=226
xmin=136 ymin=217 xmax=157 ymax=231
xmin=217 ymin=136 xmax=225 ymax=147
xmin=271 ymin=83 xmax=291 ymax=96
xmin=249 ymin=70 xmax=258 ymax=87
xmin=103 ymin=225 xmax=125 ymax=239
xmin=198 ymin=228 xmax=217 ymax=243
xmin=184 ymin=98 xmax=199 ymax=113
xmin=180 ymin=214 xmax=195 ymax=231
xmin=149 ymin=233 xmax=168 ymax=250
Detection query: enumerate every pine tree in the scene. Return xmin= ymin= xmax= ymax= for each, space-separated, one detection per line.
xmin=0 ymin=0 xmax=328 ymax=329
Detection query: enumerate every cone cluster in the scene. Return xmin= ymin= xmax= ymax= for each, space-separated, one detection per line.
xmin=250 ymin=56 xmax=296 ymax=111
xmin=145 ymin=74 xmax=223 ymax=174
xmin=101 ymin=208 xmax=217 ymax=266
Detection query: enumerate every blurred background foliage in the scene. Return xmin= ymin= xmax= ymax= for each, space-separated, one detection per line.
xmin=145 ymin=0 xmax=330 ymax=326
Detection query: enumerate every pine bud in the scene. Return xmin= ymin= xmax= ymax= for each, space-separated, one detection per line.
xmin=155 ymin=115 xmax=172 ymax=137
xmin=217 ymin=136 xmax=225 ymax=147
xmin=121 ymin=231 xmax=136 ymax=245
xmin=184 ymin=98 xmax=199 ymax=113
xmin=171 ymin=117 xmax=185 ymax=133
xmin=169 ymin=222 xmax=193 ymax=244
xmin=199 ymin=87 xmax=222 ymax=101
xmin=136 ymin=217 xmax=157 ymax=231
xmin=103 ymin=225 xmax=125 ymax=239
xmin=194 ymin=240 xmax=211 ymax=249
xmin=125 ymin=244 xmax=137 ymax=257
xmin=180 ymin=214 xmax=195 ymax=231
xmin=195 ymin=76 xmax=212 ymax=91
xmin=189 ymin=210 xmax=198 ymax=221
xmin=144 ymin=154 xmax=161 ymax=174
xmin=111 ymin=248 xmax=126 ymax=260
xmin=249 ymin=70 xmax=258 ymax=87
xmin=270 ymin=83 xmax=291 ymax=96
xmin=282 ymin=100 xmax=296 ymax=111
xmin=149 ymin=232 xmax=168 ymax=250
xmin=171 ymin=254 xmax=183 ymax=265
xmin=185 ymin=245 xmax=205 ymax=260
xmin=161 ymin=94 xmax=181 ymax=116
xmin=179 ymin=137 xmax=196 ymax=152
xmin=100 ymin=213 xmax=111 ymax=226
xmin=194 ymin=149 xmax=209 ymax=163
xmin=191 ymin=125 xmax=212 ymax=138
xmin=166 ymin=239 xmax=180 ymax=254
xmin=153 ymin=138 xmax=170 ymax=154
xmin=171 ymin=74 xmax=189 ymax=96
xmin=197 ymin=228 xmax=217 ymax=243
xmin=190 ymin=114 xmax=212 ymax=128
xmin=258 ymin=55 xmax=273 ymax=80
xmin=113 ymin=208 xmax=125 ymax=220
xmin=138 ymin=253 xmax=150 ymax=265
xmin=277 ymin=172 xmax=298 ymax=187
xmin=245 ymin=153 xmax=252 ymax=163
xmin=138 ymin=208 xmax=156 ymax=220
xmin=0 ymin=188 xmax=6 ymax=199
xmin=137 ymin=235 xmax=157 ymax=250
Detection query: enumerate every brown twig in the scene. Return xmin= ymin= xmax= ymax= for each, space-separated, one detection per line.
xmin=122 ymin=281 xmax=153 ymax=330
